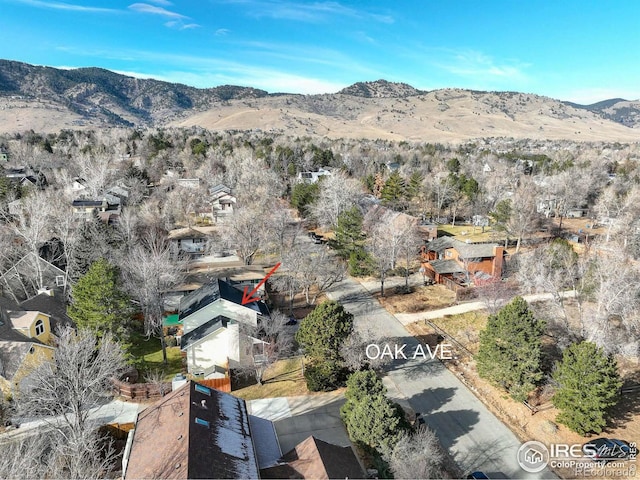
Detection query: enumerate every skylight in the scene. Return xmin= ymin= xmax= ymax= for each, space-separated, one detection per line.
xmin=195 ymin=384 xmax=211 ymax=396
xmin=195 ymin=417 xmax=210 ymax=428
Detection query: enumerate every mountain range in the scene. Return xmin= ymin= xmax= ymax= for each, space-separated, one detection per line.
xmin=1 ymin=59 xmax=639 ymax=142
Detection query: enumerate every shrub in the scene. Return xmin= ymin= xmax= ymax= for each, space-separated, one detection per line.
xmin=304 ymin=361 xmax=347 ymax=392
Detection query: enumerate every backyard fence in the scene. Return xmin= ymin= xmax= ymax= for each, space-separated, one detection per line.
xmin=112 ymin=378 xmax=171 ymax=400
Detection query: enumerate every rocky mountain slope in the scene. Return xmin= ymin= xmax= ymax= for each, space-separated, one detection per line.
xmin=1 ymin=59 xmax=639 ymax=142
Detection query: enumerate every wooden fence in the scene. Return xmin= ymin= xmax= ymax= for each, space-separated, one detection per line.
xmin=194 ymin=377 xmax=232 ymax=392
xmin=112 ymin=375 xmax=232 ymax=400
xmin=112 ymin=378 xmax=171 ymax=400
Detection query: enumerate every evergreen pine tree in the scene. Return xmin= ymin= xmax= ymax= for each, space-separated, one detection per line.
xmin=296 ymin=300 xmax=353 ymax=362
xmin=380 ymin=171 xmax=406 ymax=203
xmin=68 ymin=259 xmax=132 ymax=345
xmin=552 ymin=341 xmax=622 ymax=435
xmin=405 ymin=171 xmax=423 ymax=203
xmin=333 ymin=206 xmax=365 ymax=259
xmin=476 ymin=296 xmax=545 ymax=401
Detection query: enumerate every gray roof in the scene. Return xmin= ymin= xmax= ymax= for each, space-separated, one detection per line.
xmin=20 ymin=293 xmax=75 ymax=333
xmin=179 ymin=279 xmax=270 ymax=320
xmin=424 ymin=237 xmax=499 ymax=259
xmin=180 ymin=315 xmax=232 ymax=350
xmin=210 ymin=184 xmax=231 ymax=195
xmin=452 ymin=240 xmax=499 ymax=259
xmin=425 ymin=236 xmax=454 ymax=253
xmin=429 ymin=259 xmax=465 ymax=275
xmin=0 ymin=341 xmax=33 ymax=380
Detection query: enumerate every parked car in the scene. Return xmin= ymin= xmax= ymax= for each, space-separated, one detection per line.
xmin=583 ymin=438 xmax=633 ymax=464
xmin=466 ymin=472 xmax=489 ymax=479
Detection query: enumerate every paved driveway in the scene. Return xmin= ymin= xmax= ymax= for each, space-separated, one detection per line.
xmin=326 ymin=276 xmax=556 ymax=479
xmin=247 ymin=392 xmax=351 ymax=454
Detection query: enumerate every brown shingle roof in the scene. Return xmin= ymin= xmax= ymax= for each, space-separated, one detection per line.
xmin=260 ymin=436 xmax=364 ymax=480
xmin=124 ymin=381 xmax=259 ymax=480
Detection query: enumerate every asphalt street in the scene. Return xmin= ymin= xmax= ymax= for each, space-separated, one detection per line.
xmin=326 ymin=275 xmax=557 ymax=479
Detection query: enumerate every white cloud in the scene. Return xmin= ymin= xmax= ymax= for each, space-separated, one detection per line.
xmin=437 ymin=49 xmax=529 ymax=81
xmin=215 ymin=28 xmax=231 ymax=36
xmin=128 ymin=3 xmax=187 ymax=19
xmin=164 ymin=20 xmax=200 ymax=30
xmin=219 ymin=0 xmax=393 ymax=24
xmin=15 ymin=0 xmax=117 ymax=13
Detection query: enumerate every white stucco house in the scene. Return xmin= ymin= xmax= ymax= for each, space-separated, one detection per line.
xmin=178 ymin=279 xmax=270 ymax=379
xmin=209 ymin=184 xmax=236 ymax=220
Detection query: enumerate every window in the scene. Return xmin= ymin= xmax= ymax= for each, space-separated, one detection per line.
xmin=194 ymin=384 xmax=211 ymax=396
xmin=35 ymin=319 xmax=45 ymax=336
xmin=55 ymin=275 xmax=66 ymax=287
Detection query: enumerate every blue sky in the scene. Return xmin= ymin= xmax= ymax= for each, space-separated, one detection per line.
xmin=1 ymin=0 xmax=639 ymax=103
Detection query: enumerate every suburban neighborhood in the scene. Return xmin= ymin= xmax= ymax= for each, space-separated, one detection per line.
xmin=0 ymin=125 xmax=637 ymax=480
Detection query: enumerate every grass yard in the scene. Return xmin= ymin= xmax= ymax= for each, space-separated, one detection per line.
xmin=437 ymin=224 xmax=496 ymax=242
xmin=129 ymin=331 xmax=184 ymax=382
xmin=232 ymin=357 xmax=315 ymax=401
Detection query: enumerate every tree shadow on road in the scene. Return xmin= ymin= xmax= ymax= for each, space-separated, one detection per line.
xmin=409 ymin=386 xmax=458 ymax=415
xmin=453 ymin=436 xmax=517 ymax=476
xmin=422 ymin=409 xmax=481 ymax=450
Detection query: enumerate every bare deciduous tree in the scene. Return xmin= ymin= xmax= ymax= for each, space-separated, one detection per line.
xmin=388 ymin=426 xmax=447 ymax=480
xmin=236 ymin=310 xmax=294 ymax=385
xmin=12 ymin=326 xmax=125 ymax=479
xmin=366 ymin=217 xmax=403 ymax=297
xmin=223 ymin=204 xmax=272 ymax=265
xmin=340 ymin=327 xmax=393 ymax=372
xmin=309 ymin=171 xmax=363 ymax=229
xmin=123 ymin=229 xmax=186 ymax=364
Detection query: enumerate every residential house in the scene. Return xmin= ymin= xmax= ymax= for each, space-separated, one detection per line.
xmin=209 ymin=184 xmax=236 ymax=220
xmin=178 ymin=279 xmax=270 ymax=378
xmin=71 ymin=194 xmax=121 ymax=222
xmin=0 ymin=253 xmax=68 ymax=303
xmin=421 ymin=237 xmax=504 ymax=288
xmin=66 ymin=177 xmax=87 ymax=197
xmin=0 ymin=308 xmax=55 ymax=394
xmin=106 ymin=185 xmax=131 ymax=205
xmin=296 ymin=168 xmax=332 ymax=183
xmin=4 ymin=166 xmax=46 ymax=189
xmin=168 ymin=227 xmax=211 ymax=259
xmin=7 ymin=310 xmax=52 ymax=344
xmin=225 ymin=269 xmax=268 ymax=297
xmin=20 ymin=290 xmax=75 ymax=334
xmin=123 ymin=381 xmax=261 ymax=479
xmin=260 ymin=436 xmax=364 ymax=480
xmin=418 ymin=222 xmax=438 ymax=242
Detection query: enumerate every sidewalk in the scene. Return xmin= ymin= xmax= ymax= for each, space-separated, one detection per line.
xmin=393 ymin=290 xmax=576 ymax=325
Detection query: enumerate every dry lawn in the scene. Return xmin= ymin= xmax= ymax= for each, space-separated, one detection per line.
xmin=377 ymin=284 xmax=456 ymax=314
xmin=232 ymin=357 xmax=309 ymax=401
